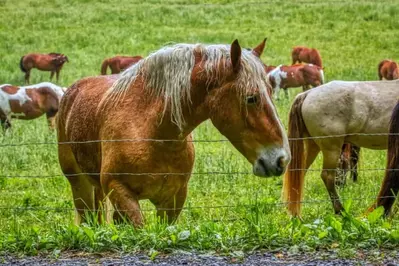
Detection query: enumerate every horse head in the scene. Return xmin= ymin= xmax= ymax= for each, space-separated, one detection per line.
xmin=203 ymin=39 xmax=290 ymax=177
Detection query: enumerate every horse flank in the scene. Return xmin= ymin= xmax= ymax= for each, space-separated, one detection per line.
xmin=103 ymin=43 xmax=270 ymax=130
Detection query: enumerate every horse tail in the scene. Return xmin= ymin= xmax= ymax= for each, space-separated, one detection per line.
xmin=371 ymin=101 xmax=399 ymax=215
xmin=378 ymin=60 xmax=386 ymax=80
xmin=101 ymin=59 xmax=109 ymax=75
xmin=319 ymin=67 xmax=325 ymax=84
xmin=283 ymin=92 xmax=309 ymax=216
xmin=19 ymin=56 xmax=27 ymax=73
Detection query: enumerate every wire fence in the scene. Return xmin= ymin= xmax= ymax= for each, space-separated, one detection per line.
xmin=0 ymin=132 xmax=395 ymax=217
xmin=0 ymin=132 xmax=396 ymax=147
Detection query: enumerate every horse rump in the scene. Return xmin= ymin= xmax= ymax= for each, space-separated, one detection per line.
xmin=101 ymin=59 xmax=109 ymax=75
xmin=371 ymin=101 xmax=399 ymax=215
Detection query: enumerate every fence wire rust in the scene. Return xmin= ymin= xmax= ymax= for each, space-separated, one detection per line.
xmin=0 ymin=132 xmax=395 ymax=214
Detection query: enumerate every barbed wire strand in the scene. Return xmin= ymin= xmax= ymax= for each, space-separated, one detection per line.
xmin=0 ymin=168 xmax=397 ymax=179
xmin=0 ymin=195 xmax=395 ymax=213
xmin=0 ymin=132 xmax=398 ymax=148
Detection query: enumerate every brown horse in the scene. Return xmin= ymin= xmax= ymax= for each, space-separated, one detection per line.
xmin=338 ymin=144 xmax=360 ymax=185
xmin=283 ymin=79 xmax=399 ymax=217
xmin=368 ymin=101 xmax=399 ymax=216
xmin=20 ymin=53 xmax=69 ymax=84
xmin=57 ymin=39 xmax=291 ymax=227
xmin=291 ymin=46 xmax=323 ymax=68
xmin=101 ymin=55 xmax=143 ymax=75
xmin=378 ymin=59 xmax=399 ymax=80
xmin=266 ymin=64 xmax=324 ymax=100
xmin=0 ymin=82 xmax=66 ymax=129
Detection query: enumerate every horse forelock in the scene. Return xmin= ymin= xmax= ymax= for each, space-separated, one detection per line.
xmin=103 ymin=43 xmax=270 ymax=130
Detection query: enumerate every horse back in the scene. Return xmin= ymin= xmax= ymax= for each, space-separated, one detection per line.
xmin=301 ymin=80 xmax=399 ymax=148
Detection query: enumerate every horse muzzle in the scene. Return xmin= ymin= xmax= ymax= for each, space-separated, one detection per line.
xmin=252 ymin=147 xmax=291 ymax=177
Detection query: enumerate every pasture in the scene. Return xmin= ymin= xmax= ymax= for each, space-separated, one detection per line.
xmin=1 ymin=0 xmax=399 ymax=257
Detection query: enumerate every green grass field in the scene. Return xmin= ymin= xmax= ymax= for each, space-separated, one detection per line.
xmin=1 ymin=0 xmax=399 ymax=256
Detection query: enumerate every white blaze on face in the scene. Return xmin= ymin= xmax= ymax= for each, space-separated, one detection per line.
xmin=0 ymin=84 xmax=32 ymax=117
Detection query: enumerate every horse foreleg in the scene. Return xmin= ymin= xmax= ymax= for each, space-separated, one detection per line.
xmin=284 ymin=89 xmax=289 ymax=99
xmin=46 ymin=111 xmax=58 ymax=130
xmin=152 ymin=185 xmax=188 ymax=224
xmin=50 ymin=71 xmax=55 ymax=81
xmin=1 ymin=118 xmax=11 ymax=131
xmin=321 ymin=149 xmax=344 ymax=214
xmin=56 ymin=70 xmax=60 ymax=83
xmin=274 ymin=86 xmax=281 ymax=101
xmin=24 ymin=70 xmax=31 ymax=84
xmin=104 ymin=178 xmax=143 ymax=227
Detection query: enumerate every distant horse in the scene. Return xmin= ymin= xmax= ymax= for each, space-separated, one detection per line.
xmin=101 ymin=55 xmax=143 ymax=75
xmin=338 ymin=144 xmax=360 ymax=185
xmin=368 ymin=101 xmax=399 ymax=216
xmin=20 ymin=53 xmax=69 ymax=84
xmin=291 ymin=46 xmax=323 ymax=68
xmin=0 ymin=82 xmax=66 ymax=129
xmin=265 ymin=65 xmax=276 ymax=74
xmin=283 ymin=80 xmax=399 ymax=217
xmin=57 ymin=39 xmax=291 ymax=227
xmin=378 ymin=59 xmax=399 ymax=80
xmin=266 ymin=64 xmax=324 ymax=100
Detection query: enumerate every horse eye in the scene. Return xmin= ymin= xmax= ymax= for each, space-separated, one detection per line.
xmin=246 ymin=95 xmax=258 ymax=105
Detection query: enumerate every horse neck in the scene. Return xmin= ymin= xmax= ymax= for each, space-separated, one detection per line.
xmin=123 ymin=66 xmax=220 ymax=143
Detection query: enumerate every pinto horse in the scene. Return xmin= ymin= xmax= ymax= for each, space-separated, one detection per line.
xmin=101 ymin=55 xmax=143 ymax=75
xmin=368 ymin=101 xmax=399 ymax=216
xmin=0 ymin=82 xmax=66 ymax=130
xmin=291 ymin=46 xmax=323 ymax=68
xmin=378 ymin=59 xmax=399 ymax=80
xmin=266 ymin=64 xmax=324 ymax=100
xmin=20 ymin=53 xmax=69 ymax=84
xmin=57 ymin=39 xmax=291 ymax=227
xmin=283 ymin=79 xmax=399 ymax=217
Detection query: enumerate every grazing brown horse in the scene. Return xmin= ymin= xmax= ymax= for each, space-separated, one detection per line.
xmin=0 ymin=82 xmax=66 ymax=129
xmin=378 ymin=59 xmax=399 ymax=80
xmin=338 ymin=144 xmax=360 ymax=185
xmin=266 ymin=64 xmax=324 ymax=100
xmin=57 ymin=39 xmax=291 ymax=227
xmin=20 ymin=53 xmax=69 ymax=84
xmin=368 ymin=101 xmax=399 ymax=216
xmin=101 ymin=55 xmax=143 ymax=75
xmin=291 ymin=46 xmax=323 ymax=68
xmin=283 ymin=79 xmax=399 ymax=217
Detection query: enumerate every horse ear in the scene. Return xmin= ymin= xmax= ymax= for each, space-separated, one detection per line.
xmin=252 ymin=38 xmax=267 ymax=57
xmin=230 ymin=39 xmax=242 ymax=72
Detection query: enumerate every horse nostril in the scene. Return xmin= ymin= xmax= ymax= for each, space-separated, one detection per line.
xmin=277 ymin=156 xmax=288 ymax=170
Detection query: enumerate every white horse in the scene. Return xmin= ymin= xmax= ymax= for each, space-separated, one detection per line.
xmin=283 ymin=79 xmax=399 ymax=216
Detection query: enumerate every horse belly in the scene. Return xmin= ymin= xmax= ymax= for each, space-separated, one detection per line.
xmin=100 ymin=140 xmax=195 ymax=201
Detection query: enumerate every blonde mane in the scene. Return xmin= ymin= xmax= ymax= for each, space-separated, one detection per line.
xmin=103 ymin=43 xmax=269 ymax=130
